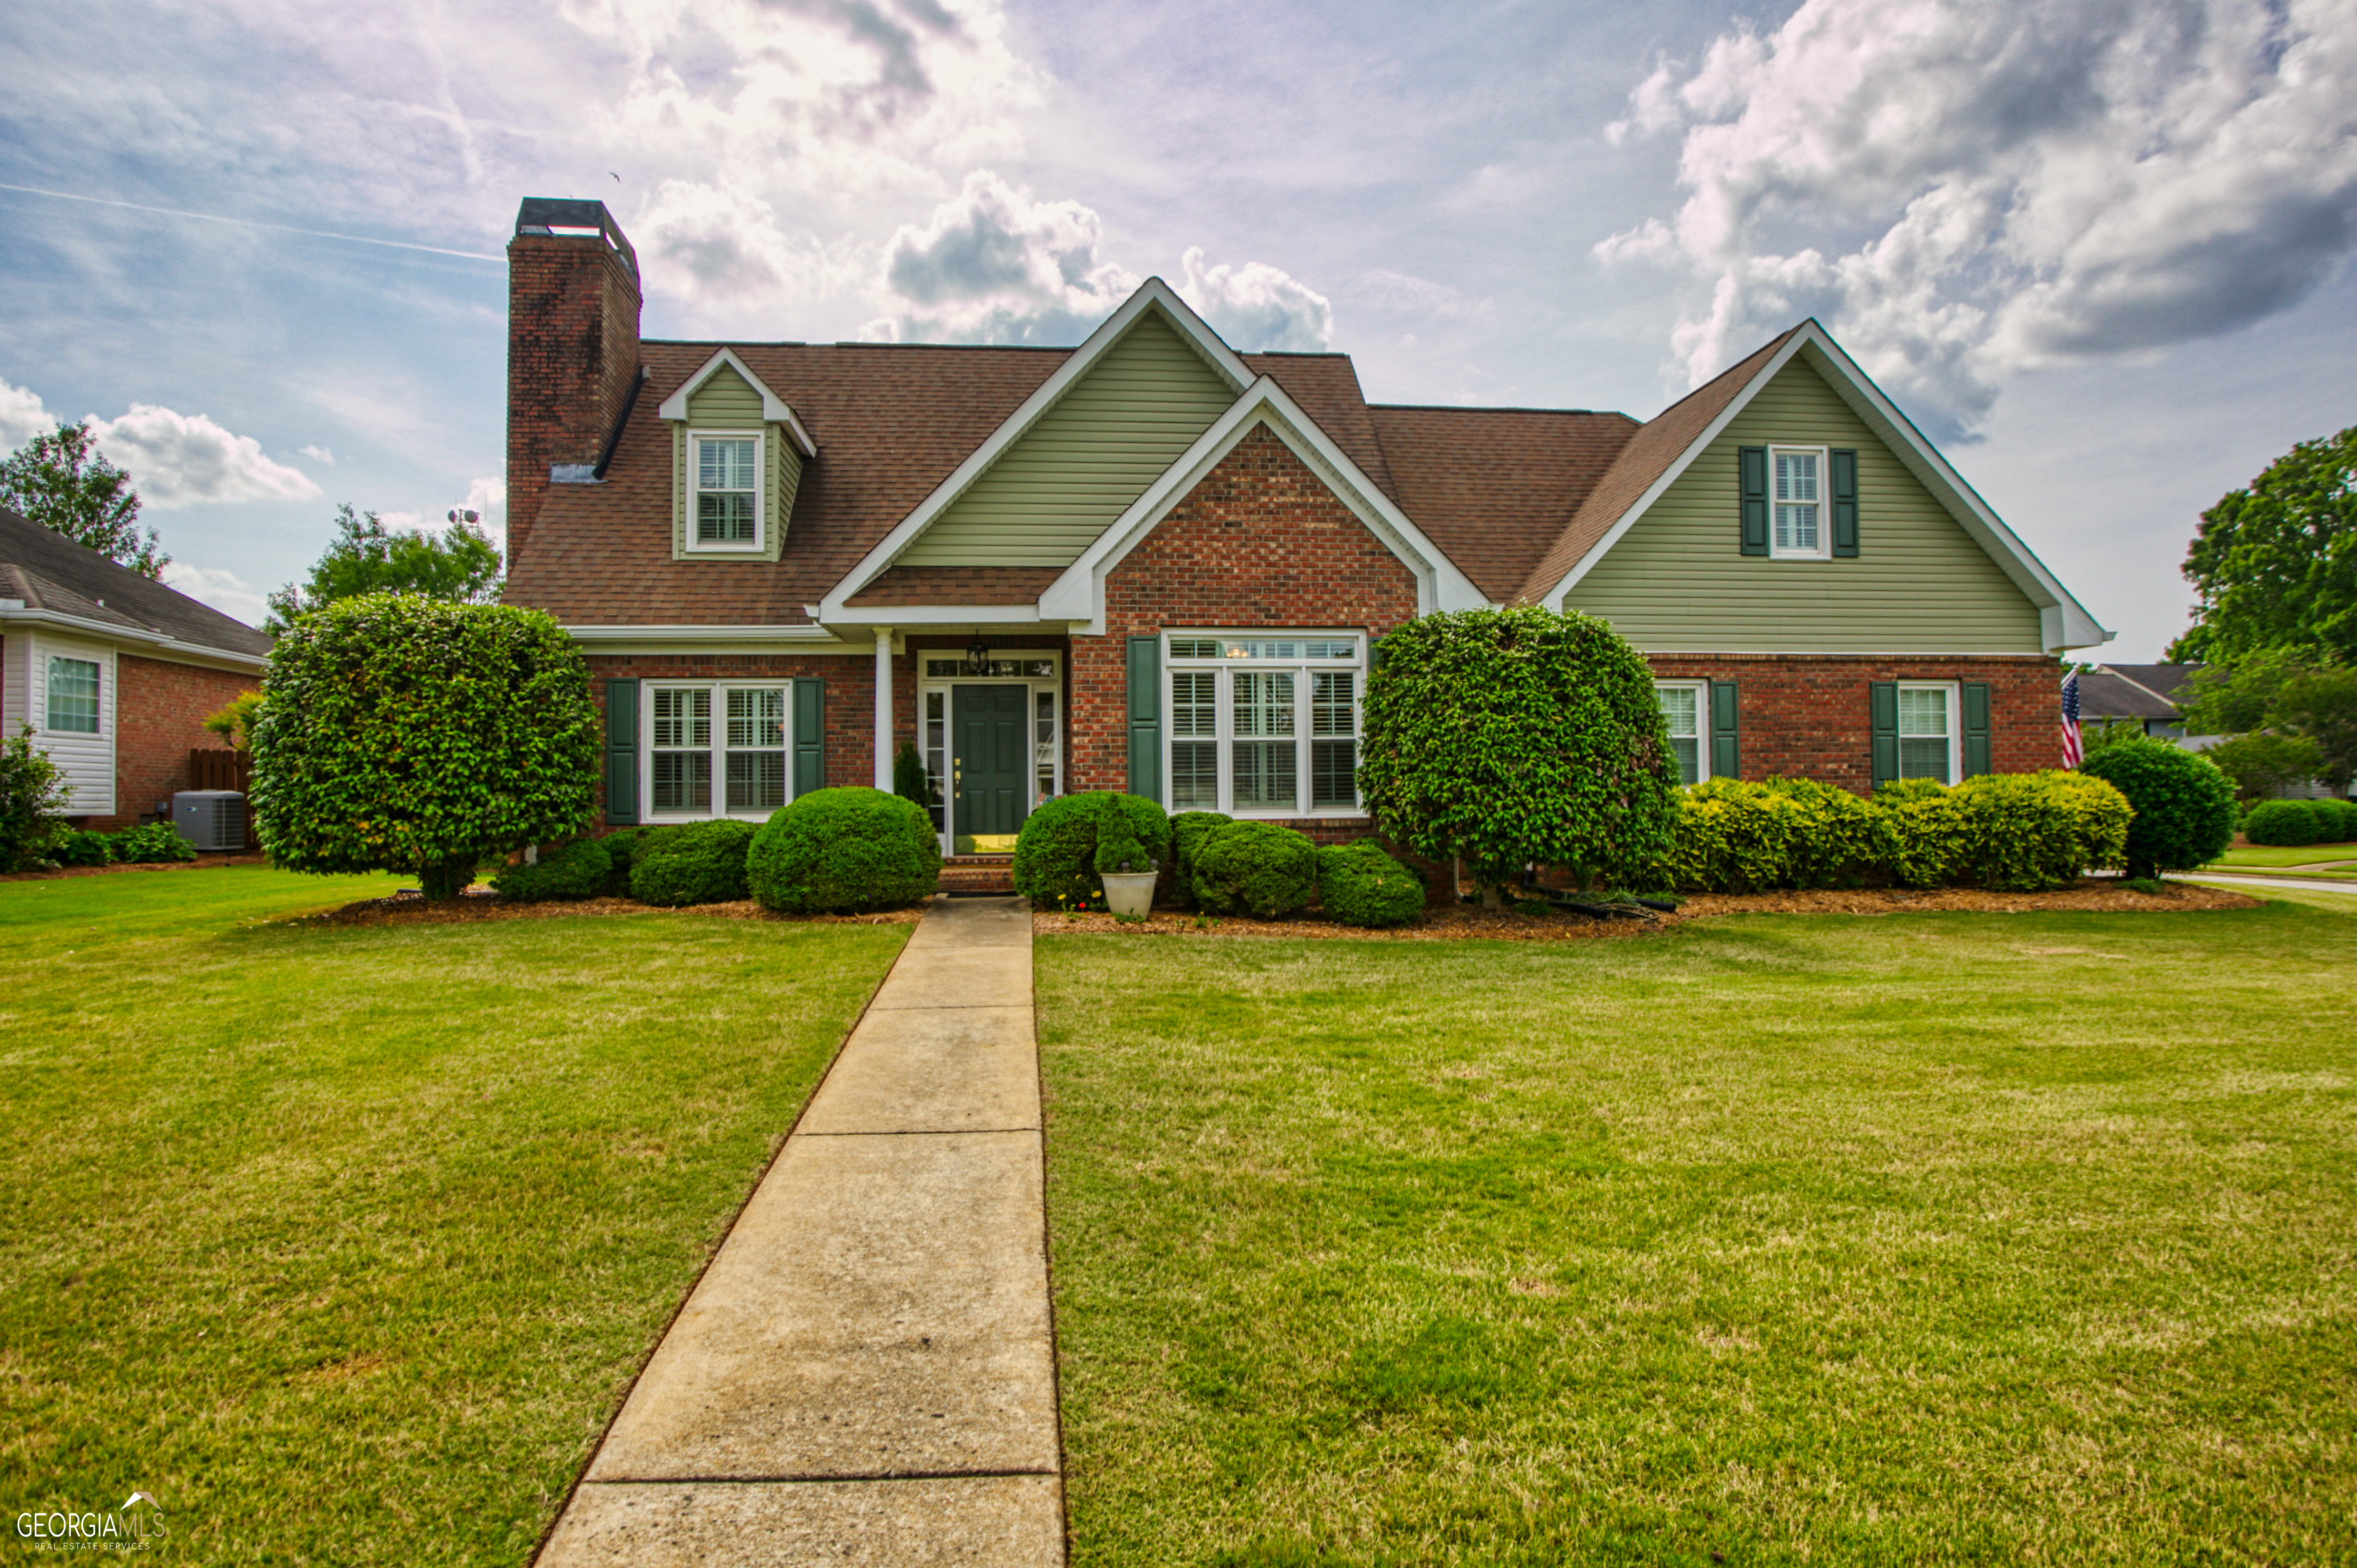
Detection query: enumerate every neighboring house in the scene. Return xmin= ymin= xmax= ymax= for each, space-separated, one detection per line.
xmin=501 ymin=199 xmax=2110 ymax=856
xmin=0 ymin=507 xmax=269 ymax=827
xmin=2082 ymin=662 xmax=2205 ymax=742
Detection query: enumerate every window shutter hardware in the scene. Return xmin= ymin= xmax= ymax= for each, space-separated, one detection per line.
xmin=792 ymin=678 xmax=825 ymax=798
xmin=1126 ymin=636 xmax=1162 ymax=803
xmin=1710 ymin=680 xmax=1740 ymax=781
xmin=1962 ymin=681 xmax=1992 ymax=778
xmin=1831 ymin=448 xmax=1860 ymax=558
xmin=604 ymin=678 xmax=640 ymax=824
xmin=1738 ymin=445 xmax=1769 ymax=556
xmin=1869 ymin=681 xmax=1898 ymax=790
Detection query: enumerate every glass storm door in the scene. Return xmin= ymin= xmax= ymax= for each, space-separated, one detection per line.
xmin=952 ymin=684 xmax=1030 ymax=837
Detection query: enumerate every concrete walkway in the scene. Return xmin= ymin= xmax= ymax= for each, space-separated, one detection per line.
xmin=541 ymin=895 xmax=1063 ymax=1566
xmin=2184 ymin=871 xmax=2357 ymax=896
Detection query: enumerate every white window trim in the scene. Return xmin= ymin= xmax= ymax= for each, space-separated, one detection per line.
xmin=1896 ymin=679 xmax=1963 ymax=786
xmin=1768 ymin=444 xmax=1831 ymax=560
xmin=1655 ymin=679 xmax=1710 ymax=786
xmin=916 ymin=650 xmax=1063 ymax=855
xmin=639 ymin=679 xmax=796 ymax=822
xmin=43 ymin=652 xmax=104 ymax=737
xmin=683 ymin=427 xmax=766 ymax=553
xmin=1163 ymin=630 xmax=1366 ymax=819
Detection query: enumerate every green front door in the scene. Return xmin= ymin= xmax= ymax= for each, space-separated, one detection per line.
xmin=952 ymin=684 xmax=1029 ymax=837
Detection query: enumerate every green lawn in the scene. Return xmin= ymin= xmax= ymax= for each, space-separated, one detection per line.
xmin=0 ymin=868 xmax=904 ymax=1562
xmin=2210 ymin=839 xmax=2357 ymax=869
xmin=1039 ymin=893 xmax=2357 ymax=1566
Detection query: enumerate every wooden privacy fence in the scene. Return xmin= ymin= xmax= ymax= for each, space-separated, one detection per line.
xmin=187 ymin=749 xmax=257 ymax=848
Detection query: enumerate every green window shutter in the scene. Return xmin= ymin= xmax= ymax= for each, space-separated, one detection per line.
xmin=1869 ymin=681 xmax=1898 ymax=790
xmin=1831 ymin=448 xmax=1860 ymax=558
xmin=1709 ymin=680 xmax=1740 ymax=781
xmin=1739 ymin=445 xmax=1769 ymax=556
xmin=1961 ymin=681 xmax=1992 ymax=778
xmin=1126 ymin=635 xmax=1162 ymax=803
xmin=604 ymin=679 xmax=640 ymax=825
xmin=791 ymin=677 xmax=825 ymax=798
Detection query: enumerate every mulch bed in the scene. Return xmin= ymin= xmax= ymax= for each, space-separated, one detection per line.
xmin=303 ymin=891 xmax=928 ymax=929
xmin=1033 ymin=878 xmax=2260 ymax=942
xmin=0 ymin=853 xmax=272 ymax=882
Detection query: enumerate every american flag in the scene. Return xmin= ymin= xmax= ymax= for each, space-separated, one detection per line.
xmin=2060 ymin=669 xmax=2083 ymax=768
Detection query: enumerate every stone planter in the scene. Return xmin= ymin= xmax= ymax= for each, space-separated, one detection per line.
xmin=1100 ymin=869 xmax=1159 ymax=919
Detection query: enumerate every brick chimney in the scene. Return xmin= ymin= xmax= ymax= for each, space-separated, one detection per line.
xmin=506 ymin=198 xmax=642 ymax=574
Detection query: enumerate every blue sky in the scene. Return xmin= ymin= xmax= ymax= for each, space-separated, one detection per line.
xmin=2 ymin=0 xmax=2352 ymax=658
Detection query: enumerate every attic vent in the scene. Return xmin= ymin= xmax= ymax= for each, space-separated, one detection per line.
xmin=551 ymin=464 xmax=598 ymax=485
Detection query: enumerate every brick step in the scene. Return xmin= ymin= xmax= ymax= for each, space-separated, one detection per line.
xmin=939 ymin=853 xmax=1016 ymax=894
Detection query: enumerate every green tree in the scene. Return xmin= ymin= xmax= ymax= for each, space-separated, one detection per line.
xmin=266 ymin=504 xmax=502 ymax=633
xmin=0 ymin=723 xmax=74 ymax=872
xmin=250 ymin=595 xmax=598 ymax=900
xmin=1356 ymin=606 xmax=1681 ymax=906
xmin=2169 ymin=425 xmax=2357 ymax=662
xmin=0 ymin=422 xmax=167 ymax=577
xmin=2201 ymin=732 xmax=2325 ymax=801
xmin=2182 ymin=651 xmax=2357 ymax=792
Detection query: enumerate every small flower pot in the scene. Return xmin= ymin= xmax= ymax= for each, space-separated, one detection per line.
xmin=1100 ymin=869 xmax=1158 ymax=920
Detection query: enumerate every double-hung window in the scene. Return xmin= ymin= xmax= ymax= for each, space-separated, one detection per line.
xmin=649 ymin=683 xmax=790 ymax=816
xmin=1656 ymin=681 xmax=1707 ymax=785
xmin=45 ymin=656 xmax=101 ymax=734
xmin=1770 ymin=446 xmax=1826 ymax=558
xmin=1897 ymin=682 xmax=1959 ymax=783
xmin=1165 ymin=634 xmax=1363 ymax=815
xmin=689 ymin=431 xmax=762 ymax=549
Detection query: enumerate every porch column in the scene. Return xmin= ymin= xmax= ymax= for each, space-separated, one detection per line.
xmin=872 ymin=629 xmax=894 ymax=790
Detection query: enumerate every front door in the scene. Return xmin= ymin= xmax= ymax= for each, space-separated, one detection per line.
xmin=952 ymin=683 xmax=1029 ymax=837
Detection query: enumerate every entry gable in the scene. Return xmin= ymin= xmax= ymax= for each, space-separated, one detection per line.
xmin=822 ymin=279 xmax=1252 ymax=615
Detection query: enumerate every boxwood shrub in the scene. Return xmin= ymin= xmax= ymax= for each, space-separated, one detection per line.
xmin=748 ymin=787 xmax=940 ymax=912
xmin=492 ymin=836 xmax=613 ymax=902
xmin=1946 ymin=771 xmax=2129 ymax=891
xmin=1167 ymin=811 xmax=1232 ymax=910
xmin=1877 ymin=783 xmax=1967 ymax=889
xmin=1193 ymin=820 xmax=1319 ymax=918
xmin=1315 ymin=840 xmax=1426 ymax=927
xmin=1012 ymin=791 xmax=1170 ymax=910
xmin=2305 ymin=797 xmax=2355 ymax=842
xmin=2243 ymin=798 xmax=2321 ymax=846
xmin=1657 ymin=779 xmax=1798 ymax=893
xmin=2078 ymin=738 xmax=2237 ymax=878
xmin=629 ymin=819 xmax=757 ymax=906
xmin=1760 ymin=777 xmax=1897 ymax=889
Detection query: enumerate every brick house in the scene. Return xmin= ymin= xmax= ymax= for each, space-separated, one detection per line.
xmin=500 ymin=198 xmax=2110 ymax=860
xmin=1 ymin=507 xmax=267 ymax=828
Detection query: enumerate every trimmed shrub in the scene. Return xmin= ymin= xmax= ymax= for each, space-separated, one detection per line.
xmin=1012 ymin=791 xmax=1171 ymax=910
xmin=250 ymin=595 xmax=599 ymax=899
xmin=48 ymin=828 xmax=116 ymax=867
xmin=1315 ymin=840 xmax=1426 ymax=927
xmin=493 ymin=836 xmax=613 ymax=902
xmin=110 ymin=823 xmax=198 ymax=864
xmin=596 ymin=826 xmax=672 ymax=896
xmin=2040 ymin=770 xmax=2137 ymax=874
xmin=1193 ymin=821 xmax=1319 ymax=918
xmin=1093 ymin=798 xmax=1154 ymax=875
xmin=1657 ymin=780 xmax=1798 ymax=893
xmin=1167 ymin=811 xmax=1232 ymax=910
xmin=1881 ymin=786 xmax=1967 ymax=889
xmin=748 ymin=787 xmax=939 ymax=913
xmin=1946 ymin=772 xmax=2120 ymax=891
xmin=2078 ymin=739 xmax=2238 ymax=880
xmin=1760 ymin=777 xmax=1897 ymax=889
xmin=0 ymin=723 xmax=72 ymax=873
xmin=629 ymin=819 xmax=757 ymax=906
xmin=2243 ymin=798 xmax=2321 ymax=846
xmin=2304 ymin=797 xmax=2355 ymax=842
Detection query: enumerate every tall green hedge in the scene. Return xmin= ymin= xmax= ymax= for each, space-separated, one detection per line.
xmin=250 ymin=595 xmax=599 ymax=899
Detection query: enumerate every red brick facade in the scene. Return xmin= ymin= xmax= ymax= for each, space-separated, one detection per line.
xmin=44 ymin=654 xmax=257 ymax=831
xmin=507 ymin=233 xmax=642 ymax=574
xmin=1645 ymin=652 xmax=2064 ymax=790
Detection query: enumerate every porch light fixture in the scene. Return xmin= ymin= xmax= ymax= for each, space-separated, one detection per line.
xmin=966 ymin=634 xmax=991 ymax=674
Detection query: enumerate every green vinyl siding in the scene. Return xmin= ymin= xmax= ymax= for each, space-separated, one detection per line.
xmin=669 ymin=363 xmax=796 ymax=561
xmin=896 ymin=311 xmax=1237 ymax=568
xmin=1565 ymin=358 xmax=2045 ymax=652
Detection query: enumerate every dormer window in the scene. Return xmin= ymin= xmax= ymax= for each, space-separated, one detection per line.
xmin=691 ymin=431 xmax=762 ymax=549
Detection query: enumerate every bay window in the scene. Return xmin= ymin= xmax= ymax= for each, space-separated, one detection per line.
xmin=1164 ymin=633 xmax=1363 ymax=815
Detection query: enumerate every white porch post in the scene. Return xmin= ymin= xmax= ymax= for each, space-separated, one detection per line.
xmin=873 ymin=629 xmax=895 ymax=790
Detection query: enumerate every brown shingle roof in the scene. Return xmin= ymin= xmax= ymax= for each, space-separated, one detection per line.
xmin=1242 ymin=353 xmax=1400 ymax=503
xmin=1513 ymin=328 xmax=1799 ymax=604
xmin=2078 ymin=669 xmax=2182 ymax=722
xmin=844 ymin=565 xmax=1062 ymax=608
xmin=0 ymin=508 xmax=270 ymax=658
xmin=1365 ymin=406 xmax=1641 ymax=601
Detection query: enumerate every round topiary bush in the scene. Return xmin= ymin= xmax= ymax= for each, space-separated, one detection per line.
xmin=748 ymin=787 xmax=940 ymax=912
xmin=2243 ymin=798 xmax=2321 ymax=847
xmin=2305 ymin=797 xmax=2355 ymax=843
xmin=2078 ymin=738 xmax=2238 ymax=878
xmin=1193 ymin=820 xmax=1318 ymax=918
xmin=1315 ymin=840 xmax=1426 ymax=927
xmin=250 ymin=595 xmax=599 ymax=899
xmin=629 ymin=819 xmax=757 ymax=906
xmin=1011 ymin=791 xmax=1171 ymax=910
xmin=492 ymin=836 xmax=613 ymax=902
xmin=1167 ymin=811 xmax=1232 ymax=910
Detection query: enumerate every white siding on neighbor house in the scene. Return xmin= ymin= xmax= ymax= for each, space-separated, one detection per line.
xmin=9 ymin=631 xmax=118 ymax=816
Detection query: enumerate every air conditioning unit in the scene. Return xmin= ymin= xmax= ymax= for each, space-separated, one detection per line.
xmin=172 ymin=790 xmax=246 ymax=852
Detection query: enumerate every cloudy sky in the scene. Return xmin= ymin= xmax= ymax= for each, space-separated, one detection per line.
xmin=2 ymin=0 xmax=2352 ymax=658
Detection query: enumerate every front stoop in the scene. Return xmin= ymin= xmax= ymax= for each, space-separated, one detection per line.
xmin=937 ymin=855 xmax=1016 ymax=895
xmin=539 ymin=895 xmax=1061 ymax=1566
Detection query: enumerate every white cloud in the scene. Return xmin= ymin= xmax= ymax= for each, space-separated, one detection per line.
xmin=1 ymin=378 xmax=53 ymax=450
xmin=299 ymin=444 xmax=334 ymax=464
xmin=88 ymin=405 xmax=320 ymax=507
xmin=1177 ymin=247 xmax=1332 ymax=352
xmin=159 ymin=561 xmax=268 ymax=626
xmin=881 ymin=171 xmax=1141 ymax=342
xmin=1595 ymin=0 xmax=2357 ymax=436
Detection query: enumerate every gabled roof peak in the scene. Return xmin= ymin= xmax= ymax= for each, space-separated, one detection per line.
xmin=654 ymin=348 xmax=817 ymax=456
